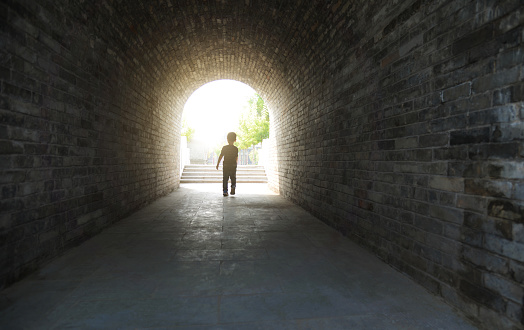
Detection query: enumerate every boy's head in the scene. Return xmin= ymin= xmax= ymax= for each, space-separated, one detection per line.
xmin=227 ymin=132 xmax=236 ymax=144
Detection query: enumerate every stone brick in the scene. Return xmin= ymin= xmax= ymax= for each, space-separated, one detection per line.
xmin=419 ymin=133 xmax=448 ymax=147
xmin=515 ymin=182 xmax=524 ymax=200
xmin=515 ymin=223 xmax=524 ymax=244
xmin=431 ymin=114 xmax=468 ymax=133
xmin=443 ymin=223 xmax=461 ymax=240
xmin=456 ymin=194 xmax=486 ymax=212
xmin=493 ymin=86 xmax=513 ymax=106
xmin=395 ymin=136 xmax=417 ymax=149
xmin=469 ymin=142 xmax=520 ymax=160
xmin=464 ymin=211 xmax=513 ymax=240
xmin=469 ymin=105 xmax=519 ymax=126
xmin=429 ymin=204 xmax=463 ymax=224
xmin=462 ymin=245 xmax=508 ymax=274
xmin=413 ymin=242 xmax=442 ymax=264
xmin=1 ymin=184 xmax=17 ymax=199
xmin=0 ymin=125 xmax=8 ymax=139
xmin=472 ymin=67 xmax=520 ymax=94
xmin=0 ymin=140 xmax=24 ymax=154
xmin=484 ymin=273 xmax=524 ymax=304
xmin=505 ymin=300 xmax=523 ymax=328
xmin=450 ymin=127 xmax=490 ymax=145
xmin=434 ymin=146 xmax=468 ymax=161
xmin=508 ymin=260 xmax=524 ymax=284
xmin=459 ymin=279 xmax=506 ymax=313
xmin=436 ymin=191 xmax=457 ymax=207
xmin=461 ymin=227 xmax=484 ymax=248
xmin=484 ymin=234 xmax=524 ymax=263
xmin=442 ymin=283 xmax=481 ymax=321
xmin=491 ymin=122 xmax=524 ymax=142
xmin=414 ymin=215 xmax=443 ymax=235
xmin=429 ymin=176 xmax=464 ymax=193
xmin=452 ymin=24 xmax=493 ymax=56
xmin=0 ymin=170 xmax=26 ymax=184
xmin=433 ymin=53 xmax=468 ymax=75
xmin=477 ymin=305 xmax=517 ymax=330
xmin=442 ymin=82 xmax=471 ymax=102
xmin=465 ymin=179 xmax=512 ymax=198
xmin=488 ymin=200 xmax=524 ymax=223
xmin=487 ymin=161 xmax=524 ymax=179
xmin=3 ymin=83 xmax=32 ymax=103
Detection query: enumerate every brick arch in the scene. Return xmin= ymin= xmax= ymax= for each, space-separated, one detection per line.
xmin=87 ymin=0 xmax=329 ymax=191
xmin=83 ymin=0 xmax=312 ymax=109
xmin=2 ymin=1 xmax=524 ymax=328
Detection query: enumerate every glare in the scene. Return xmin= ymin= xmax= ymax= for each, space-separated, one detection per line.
xmin=183 ymin=80 xmax=256 ymax=144
xmin=182 ymin=183 xmax=277 ymax=195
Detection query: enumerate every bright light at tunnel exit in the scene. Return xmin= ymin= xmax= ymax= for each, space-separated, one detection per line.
xmin=182 ymin=79 xmax=256 ymax=144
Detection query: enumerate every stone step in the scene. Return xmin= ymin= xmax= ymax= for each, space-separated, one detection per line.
xmin=183 ymin=170 xmax=266 ymax=174
xmin=181 ymin=172 xmax=266 ymax=177
xmin=180 ymin=178 xmax=268 ymax=184
xmin=182 ymin=171 xmax=266 ymax=176
xmin=184 ymin=165 xmax=265 ymax=168
xmin=181 ymin=176 xmax=268 ymax=181
xmin=180 ymin=165 xmax=268 ymax=184
xmin=184 ymin=166 xmax=264 ymax=171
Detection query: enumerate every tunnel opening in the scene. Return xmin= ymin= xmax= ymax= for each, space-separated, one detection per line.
xmin=179 ymin=79 xmax=279 ymax=191
xmin=181 ymin=80 xmax=256 ymax=165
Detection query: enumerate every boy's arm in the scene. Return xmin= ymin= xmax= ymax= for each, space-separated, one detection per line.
xmin=216 ymin=155 xmax=223 ymax=170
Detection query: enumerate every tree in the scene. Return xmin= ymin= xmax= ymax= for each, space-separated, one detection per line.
xmin=181 ymin=118 xmax=195 ymax=142
xmin=236 ymin=93 xmax=269 ymax=150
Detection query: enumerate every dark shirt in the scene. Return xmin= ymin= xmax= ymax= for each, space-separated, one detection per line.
xmin=220 ymin=145 xmax=238 ymax=166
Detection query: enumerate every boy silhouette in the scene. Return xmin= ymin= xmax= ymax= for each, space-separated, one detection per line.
xmin=216 ymin=132 xmax=239 ymax=196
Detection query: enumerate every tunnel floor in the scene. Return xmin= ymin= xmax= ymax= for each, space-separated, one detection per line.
xmin=1 ymin=184 xmax=477 ymax=329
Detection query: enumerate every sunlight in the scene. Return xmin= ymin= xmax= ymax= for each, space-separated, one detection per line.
xmin=182 ymin=183 xmax=278 ymax=195
xmin=183 ymin=80 xmax=256 ymax=144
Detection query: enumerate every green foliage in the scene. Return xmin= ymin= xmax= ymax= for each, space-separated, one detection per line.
xmin=237 ymin=94 xmax=269 ymax=150
xmin=181 ymin=118 xmax=195 ymax=142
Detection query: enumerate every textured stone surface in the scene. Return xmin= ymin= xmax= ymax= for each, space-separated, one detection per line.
xmin=0 ymin=184 xmax=477 ymax=329
xmin=0 ymin=0 xmax=523 ymax=328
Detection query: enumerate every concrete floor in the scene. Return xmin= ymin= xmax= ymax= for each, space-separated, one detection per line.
xmin=1 ymin=184 xmax=478 ymax=329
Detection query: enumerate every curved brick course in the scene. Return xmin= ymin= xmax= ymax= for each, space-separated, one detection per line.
xmin=1 ymin=0 xmax=523 ymax=328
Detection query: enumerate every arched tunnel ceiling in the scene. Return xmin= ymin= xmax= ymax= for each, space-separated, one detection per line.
xmin=64 ymin=0 xmax=364 ymax=111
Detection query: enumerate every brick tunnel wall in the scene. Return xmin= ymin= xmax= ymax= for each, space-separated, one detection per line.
xmin=274 ymin=2 xmax=524 ymax=328
xmin=1 ymin=0 xmax=523 ymax=328
xmin=0 ymin=0 xmax=183 ymax=287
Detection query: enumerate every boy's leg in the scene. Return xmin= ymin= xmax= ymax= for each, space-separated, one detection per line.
xmin=222 ymin=168 xmax=229 ymax=194
xmin=230 ymin=167 xmax=237 ymax=195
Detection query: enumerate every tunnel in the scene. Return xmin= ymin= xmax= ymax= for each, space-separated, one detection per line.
xmin=1 ymin=0 xmax=523 ymax=328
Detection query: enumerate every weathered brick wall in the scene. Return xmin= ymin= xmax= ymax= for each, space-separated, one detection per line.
xmin=0 ymin=0 xmax=180 ymax=288
xmin=274 ymin=1 xmax=524 ymax=328
xmin=1 ymin=0 xmax=522 ymax=328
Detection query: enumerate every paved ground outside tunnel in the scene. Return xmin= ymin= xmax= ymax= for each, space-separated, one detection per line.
xmin=1 ymin=184 xmax=478 ymax=329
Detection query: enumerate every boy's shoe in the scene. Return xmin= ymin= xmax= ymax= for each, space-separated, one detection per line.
xmin=223 ymin=191 xmax=228 ymax=196
xmin=231 ymin=187 xmax=235 ymax=195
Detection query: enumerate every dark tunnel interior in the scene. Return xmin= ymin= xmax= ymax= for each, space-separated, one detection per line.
xmin=1 ymin=1 xmax=523 ymax=328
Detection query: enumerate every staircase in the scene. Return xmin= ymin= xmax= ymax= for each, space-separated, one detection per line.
xmin=180 ymin=165 xmax=268 ymax=184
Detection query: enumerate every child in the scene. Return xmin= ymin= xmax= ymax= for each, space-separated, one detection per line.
xmin=216 ymin=132 xmax=239 ymax=196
